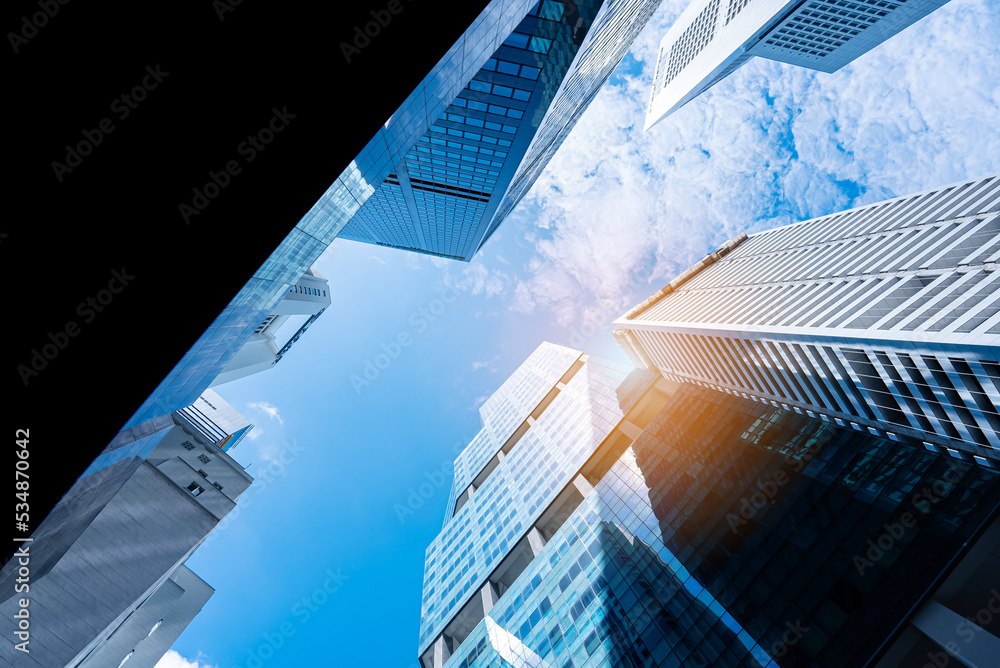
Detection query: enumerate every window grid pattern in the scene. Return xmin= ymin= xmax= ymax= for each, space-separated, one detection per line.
xmin=488 ymin=0 xmax=664 ymax=248
xmin=433 ymin=387 xmax=999 ymax=667
xmin=725 ymin=0 xmax=754 ymax=25
xmin=627 ymin=327 xmax=1000 ymax=458
xmin=419 ymin=353 xmax=657 ymax=654
xmin=342 ymin=0 xmax=645 ymax=260
xmin=616 ymin=176 xmax=1000 ymax=460
xmin=662 ymin=0 xmax=720 ymax=87
xmin=762 ymin=0 xmax=907 ymax=59
xmin=450 ymin=343 xmax=582 ymax=501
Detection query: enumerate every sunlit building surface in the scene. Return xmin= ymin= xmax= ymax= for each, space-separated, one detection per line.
xmin=614 ymin=175 xmax=1000 ymax=465
xmin=645 ymin=0 xmax=954 ymax=127
xmin=416 ymin=343 xmax=1000 ymax=667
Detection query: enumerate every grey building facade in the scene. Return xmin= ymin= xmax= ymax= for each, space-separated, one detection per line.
xmin=0 ymin=411 xmax=252 ymax=667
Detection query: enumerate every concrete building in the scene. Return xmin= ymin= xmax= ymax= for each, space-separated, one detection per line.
xmin=416 ymin=342 xmax=1000 ymax=667
xmin=614 ymin=175 xmax=1000 ymax=465
xmin=209 ymin=267 xmax=330 ymax=388
xmin=174 ymin=388 xmax=254 ymax=452
xmin=0 ymin=408 xmax=253 ymax=667
xmin=645 ymin=0 xmax=953 ymax=127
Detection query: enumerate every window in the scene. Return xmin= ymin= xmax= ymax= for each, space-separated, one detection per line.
xmin=198 ymin=454 xmax=211 ymax=464
xmin=198 ymin=469 xmax=209 ymax=479
xmin=182 ymin=441 xmax=195 ymax=451
xmin=213 ymin=482 xmax=224 ymax=492
xmin=186 ymin=482 xmax=205 ymax=496
xmin=147 ymin=619 xmax=163 ymax=638
xmin=497 ymin=60 xmax=520 ymax=76
xmin=118 ymin=651 xmax=134 ymax=667
xmin=504 ymin=32 xmax=529 ymax=49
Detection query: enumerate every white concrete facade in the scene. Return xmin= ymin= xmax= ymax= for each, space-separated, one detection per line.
xmin=211 ymin=267 xmax=331 ymax=387
xmin=614 ymin=175 xmax=1000 ymax=464
xmin=646 ymin=0 xmax=952 ymax=127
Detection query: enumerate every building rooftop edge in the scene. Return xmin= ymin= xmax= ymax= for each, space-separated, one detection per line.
xmin=621 ymin=232 xmax=748 ymax=321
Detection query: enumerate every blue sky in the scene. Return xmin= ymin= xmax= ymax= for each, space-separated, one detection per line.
xmin=160 ymin=0 xmax=1000 ymax=666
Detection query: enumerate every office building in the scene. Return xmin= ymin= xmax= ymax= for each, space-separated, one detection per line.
xmin=338 ymin=0 xmax=665 ymax=260
xmin=613 ymin=175 xmax=1000 ymax=465
xmin=175 ymin=388 xmax=254 ymax=452
xmin=210 ymin=267 xmax=330 ymax=387
xmin=416 ymin=342 xmax=1000 ymax=667
xmin=0 ymin=407 xmax=253 ymax=667
xmin=645 ymin=0 xmax=954 ymax=127
xmin=125 ymin=0 xmax=662 ymax=432
xmin=125 ymin=266 xmax=329 ymax=430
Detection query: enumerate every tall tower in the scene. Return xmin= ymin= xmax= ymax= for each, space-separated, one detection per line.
xmin=645 ymin=0 xmax=956 ymax=127
xmin=0 ymin=409 xmax=253 ymax=667
xmin=613 ymin=175 xmax=1000 ymax=465
xmin=336 ymin=0 xmax=665 ymax=261
xmin=417 ymin=343 xmax=1000 ymax=667
xmin=125 ymin=0 xmax=663 ymax=430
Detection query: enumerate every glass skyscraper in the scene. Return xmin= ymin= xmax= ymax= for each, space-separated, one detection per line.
xmin=645 ymin=0 xmax=955 ymax=127
xmin=417 ymin=342 xmax=1000 ymax=667
xmin=614 ymin=175 xmax=1000 ymax=466
xmin=338 ymin=0 xmax=665 ymax=260
xmin=123 ymin=0 xmax=663 ymax=435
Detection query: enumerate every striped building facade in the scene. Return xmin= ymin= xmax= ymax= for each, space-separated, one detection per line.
xmin=614 ymin=175 xmax=1000 ymax=466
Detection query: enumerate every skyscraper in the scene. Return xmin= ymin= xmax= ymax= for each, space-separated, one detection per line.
xmin=645 ymin=0 xmax=954 ymax=127
xmin=175 ymin=388 xmax=254 ymax=452
xmin=416 ymin=342 xmax=1000 ymax=667
xmin=124 ymin=0 xmax=662 ymax=433
xmin=614 ymin=175 xmax=1000 ymax=466
xmin=0 ymin=406 xmax=253 ymax=667
xmin=336 ymin=0 xmax=666 ymax=260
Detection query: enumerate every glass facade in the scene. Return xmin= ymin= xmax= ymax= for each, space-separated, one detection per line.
xmin=419 ymin=349 xmax=1000 ymax=667
xmin=124 ymin=0 xmax=662 ymax=434
xmin=340 ymin=0 xmax=664 ymax=261
xmin=419 ymin=343 xmax=658 ymax=660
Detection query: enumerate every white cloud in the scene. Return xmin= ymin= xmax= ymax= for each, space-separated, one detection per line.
xmin=154 ymin=650 xmax=217 ymax=668
xmin=450 ymin=261 xmax=508 ymax=298
xmin=367 ymin=254 xmax=386 ymax=265
xmin=247 ymin=401 xmax=284 ymax=425
xmin=472 ymin=361 xmax=490 ymax=371
xmin=500 ymin=0 xmax=1000 ymax=326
